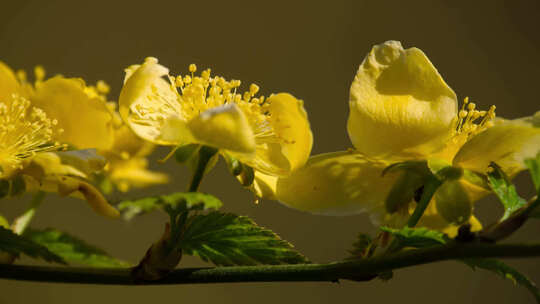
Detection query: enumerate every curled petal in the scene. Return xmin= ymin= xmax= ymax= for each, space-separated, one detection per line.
xmin=23 ymin=175 xmax=119 ymax=218
xmin=247 ymin=93 xmax=313 ymax=176
xmin=348 ymin=41 xmax=457 ymax=158
xmin=251 ymin=171 xmax=278 ymax=200
xmin=32 ymin=77 xmax=114 ymax=150
xmin=189 ymin=104 xmax=256 ymax=154
xmin=274 ymin=151 xmax=399 ymax=215
xmin=119 ymin=58 xmax=183 ymax=145
xmin=453 ymin=114 xmax=540 ymax=176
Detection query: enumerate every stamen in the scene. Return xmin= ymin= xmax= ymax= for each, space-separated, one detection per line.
xmin=454 ymin=97 xmax=496 ymax=140
xmin=0 ymin=94 xmax=63 ymax=177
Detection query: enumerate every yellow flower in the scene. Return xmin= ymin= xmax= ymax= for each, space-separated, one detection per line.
xmin=99 ymin=120 xmax=169 ymax=192
xmin=119 ymin=58 xmax=312 ymax=183
xmin=0 ymin=62 xmax=119 ymax=217
xmin=262 ymin=41 xmax=540 ymax=234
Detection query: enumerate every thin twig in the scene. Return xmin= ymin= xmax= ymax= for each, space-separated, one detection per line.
xmin=2 ymin=242 xmax=540 ymax=285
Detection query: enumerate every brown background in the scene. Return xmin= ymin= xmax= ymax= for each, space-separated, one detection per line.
xmin=1 ymin=0 xmax=540 ymax=303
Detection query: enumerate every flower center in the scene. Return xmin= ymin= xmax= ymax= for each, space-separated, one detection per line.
xmin=436 ymin=97 xmax=496 ymax=161
xmin=171 ymin=63 xmax=283 ymax=145
xmin=0 ymin=94 xmax=64 ymax=178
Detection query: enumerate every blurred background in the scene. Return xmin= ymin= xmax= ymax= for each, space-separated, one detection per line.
xmin=1 ymin=0 xmax=540 ymax=303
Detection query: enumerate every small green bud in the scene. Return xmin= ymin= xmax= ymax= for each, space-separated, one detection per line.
xmin=435 ymin=180 xmax=472 ymax=225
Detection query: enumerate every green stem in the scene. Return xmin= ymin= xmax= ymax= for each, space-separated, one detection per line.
xmin=188 ymin=146 xmax=218 ymax=192
xmin=407 ymin=177 xmax=442 ymax=228
xmin=12 ymin=191 xmax=46 ymax=235
xmin=2 ymin=242 xmax=540 ymax=285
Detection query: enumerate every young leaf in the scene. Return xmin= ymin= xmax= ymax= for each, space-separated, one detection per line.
xmin=463 ymin=258 xmax=540 ymax=303
xmin=117 ymin=192 xmax=223 ymax=220
xmin=0 ymin=226 xmax=65 ymax=264
xmin=180 ymin=212 xmax=309 ymax=266
xmin=487 ymin=162 xmax=527 ymax=221
xmin=380 ymin=226 xmax=450 ymax=248
xmin=24 ymin=228 xmax=129 ymax=267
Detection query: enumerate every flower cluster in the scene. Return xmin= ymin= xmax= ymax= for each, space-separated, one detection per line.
xmin=1 ymin=41 xmax=539 ymax=237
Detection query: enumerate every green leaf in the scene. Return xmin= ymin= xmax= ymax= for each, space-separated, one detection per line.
xmin=463 ymin=258 xmax=540 ymax=303
xmin=380 ymin=226 xmax=450 ymax=248
xmin=117 ymin=192 xmax=223 ymax=220
xmin=488 ymin=162 xmax=527 ymax=221
xmin=180 ymin=212 xmax=309 ymax=266
xmin=348 ymin=233 xmax=373 ymax=258
xmin=23 ymin=228 xmax=129 ymax=267
xmin=0 ymin=226 xmax=65 ymax=264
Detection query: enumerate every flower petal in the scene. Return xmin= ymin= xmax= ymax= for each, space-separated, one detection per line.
xmin=248 ymin=93 xmax=313 ymax=176
xmin=0 ymin=61 xmax=21 ymax=103
xmin=188 ymin=104 xmax=256 ymax=154
xmin=348 ymin=41 xmax=457 ymax=158
xmin=32 ymin=77 xmax=114 ymax=150
xmin=453 ymin=113 xmax=540 ymax=176
xmin=274 ymin=151 xmax=399 ymax=215
xmin=119 ymin=58 xmax=184 ymax=145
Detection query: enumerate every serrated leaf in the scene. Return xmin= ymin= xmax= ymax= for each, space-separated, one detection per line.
xmin=0 ymin=226 xmax=65 ymax=264
xmin=463 ymin=258 xmax=540 ymax=303
xmin=348 ymin=233 xmax=373 ymax=258
xmin=488 ymin=162 xmax=527 ymax=221
xmin=380 ymin=226 xmax=450 ymax=248
xmin=24 ymin=228 xmax=129 ymax=267
xmin=117 ymin=192 xmax=223 ymax=220
xmin=180 ymin=212 xmax=309 ymax=266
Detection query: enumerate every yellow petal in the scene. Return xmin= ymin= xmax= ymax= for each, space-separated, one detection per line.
xmin=108 ymin=157 xmax=169 ymax=192
xmin=0 ymin=61 xmax=21 ymax=103
xmin=248 ymin=93 xmax=313 ymax=176
xmin=119 ymin=58 xmax=184 ymax=145
xmin=23 ymin=174 xmax=118 ymax=218
xmin=32 ymin=77 xmax=114 ymax=150
xmin=56 ymin=176 xmax=119 ymax=218
xmin=348 ymin=41 xmax=457 ymax=158
xmin=453 ymin=114 xmax=540 ymax=176
xmin=188 ymin=104 xmax=256 ymax=154
xmin=274 ymin=151 xmax=399 ymax=215
xmin=251 ymin=171 xmax=278 ymax=200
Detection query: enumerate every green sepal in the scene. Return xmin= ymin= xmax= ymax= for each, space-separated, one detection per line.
xmin=223 ymin=154 xmax=243 ymax=176
xmin=24 ymin=228 xmax=129 ymax=267
xmin=238 ymin=164 xmax=255 ymax=187
xmin=180 ymin=211 xmax=309 ymax=266
xmin=385 ymin=171 xmax=423 ymax=213
xmin=117 ymin=192 xmax=223 ymax=220
xmin=525 ymin=152 xmax=540 ymax=194
xmin=174 ymin=144 xmax=200 ymax=163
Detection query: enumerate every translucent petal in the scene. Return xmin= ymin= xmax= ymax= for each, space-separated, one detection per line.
xmin=348 ymin=41 xmax=457 ymax=158
xmin=453 ymin=115 xmax=540 ymax=176
xmin=188 ymin=104 xmax=256 ymax=154
xmin=118 ymin=58 xmax=184 ymax=145
xmin=32 ymin=77 xmax=114 ymax=150
xmin=274 ymin=151 xmax=400 ymax=215
xmin=247 ymin=93 xmax=313 ymax=176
